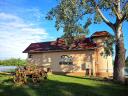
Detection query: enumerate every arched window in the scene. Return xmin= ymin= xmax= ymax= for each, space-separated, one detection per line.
xmin=59 ymin=55 xmax=73 ymax=65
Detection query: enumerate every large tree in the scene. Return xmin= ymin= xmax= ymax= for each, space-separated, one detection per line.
xmin=126 ymin=56 xmax=128 ymax=67
xmin=46 ymin=0 xmax=128 ymax=83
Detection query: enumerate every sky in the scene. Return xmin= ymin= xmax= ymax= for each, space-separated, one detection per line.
xmin=0 ymin=0 xmax=128 ymax=60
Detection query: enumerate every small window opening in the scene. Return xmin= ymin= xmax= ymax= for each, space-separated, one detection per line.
xmin=28 ymin=54 xmax=32 ymax=58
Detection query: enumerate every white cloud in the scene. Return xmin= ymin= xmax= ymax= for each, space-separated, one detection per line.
xmin=0 ymin=12 xmax=51 ymax=59
xmin=0 ymin=12 xmax=22 ymax=21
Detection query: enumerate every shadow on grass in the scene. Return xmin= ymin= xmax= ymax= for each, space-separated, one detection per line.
xmin=0 ymin=75 xmax=128 ymax=96
xmin=59 ymin=74 xmax=112 ymax=82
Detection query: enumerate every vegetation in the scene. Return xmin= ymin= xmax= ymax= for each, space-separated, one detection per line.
xmin=0 ymin=58 xmax=26 ymax=66
xmin=46 ymin=0 xmax=128 ymax=83
xmin=0 ymin=74 xmax=127 ymax=96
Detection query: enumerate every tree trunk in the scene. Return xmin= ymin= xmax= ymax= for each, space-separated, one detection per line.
xmin=113 ymin=24 xmax=125 ymax=84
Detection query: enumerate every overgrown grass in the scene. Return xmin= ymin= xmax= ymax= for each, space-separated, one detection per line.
xmin=0 ymin=74 xmax=128 ymax=96
xmin=0 ymin=58 xmax=26 ymax=66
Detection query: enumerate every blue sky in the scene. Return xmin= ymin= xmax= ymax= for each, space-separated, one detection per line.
xmin=0 ymin=0 xmax=128 ymax=59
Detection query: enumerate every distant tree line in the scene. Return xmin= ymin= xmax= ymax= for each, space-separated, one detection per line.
xmin=0 ymin=58 xmax=26 ymax=66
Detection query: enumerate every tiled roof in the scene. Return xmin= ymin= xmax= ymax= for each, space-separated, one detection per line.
xmin=23 ymin=37 xmax=97 ymax=53
xmin=91 ymin=31 xmax=110 ymax=38
xmin=23 ymin=31 xmax=110 ymax=53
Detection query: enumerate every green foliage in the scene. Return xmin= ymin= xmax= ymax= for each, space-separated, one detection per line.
xmin=101 ymin=34 xmax=115 ymax=56
xmin=0 ymin=58 xmax=26 ymax=66
xmin=46 ymin=0 xmax=128 ymax=32
xmin=46 ymin=0 xmax=89 ymax=45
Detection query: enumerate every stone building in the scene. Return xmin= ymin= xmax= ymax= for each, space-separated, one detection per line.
xmin=23 ymin=31 xmax=113 ymax=77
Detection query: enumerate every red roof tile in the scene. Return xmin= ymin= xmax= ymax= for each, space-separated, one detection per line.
xmin=23 ymin=31 xmax=110 ymax=53
xmin=91 ymin=31 xmax=110 ymax=38
xmin=23 ymin=37 xmax=97 ymax=53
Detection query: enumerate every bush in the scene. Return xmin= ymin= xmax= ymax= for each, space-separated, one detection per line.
xmin=0 ymin=58 xmax=26 ymax=66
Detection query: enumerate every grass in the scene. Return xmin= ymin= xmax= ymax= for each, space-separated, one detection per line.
xmin=0 ymin=74 xmax=128 ymax=96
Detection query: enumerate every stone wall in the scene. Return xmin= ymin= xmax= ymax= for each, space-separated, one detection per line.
xmin=27 ymin=49 xmax=113 ymax=77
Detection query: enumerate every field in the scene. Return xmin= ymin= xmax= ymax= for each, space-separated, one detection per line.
xmin=0 ymin=74 xmax=128 ymax=96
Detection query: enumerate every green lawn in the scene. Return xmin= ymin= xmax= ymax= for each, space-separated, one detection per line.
xmin=0 ymin=74 xmax=127 ymax=96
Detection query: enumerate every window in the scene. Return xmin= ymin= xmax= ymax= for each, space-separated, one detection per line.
xmin=28 ymin=54 xmax=32 ymax=58
xmin=48 ymin=58 xmax=51 ymax=62
xmin=59 ymin=55 xmax=73 ymax=65
xmin=85 ymin=62 xmax=91 ymax=69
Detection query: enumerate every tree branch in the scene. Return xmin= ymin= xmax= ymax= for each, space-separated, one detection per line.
xmin=120 ymin=13 xmax=126 ymax=22
xmin=115 ymin=0 xmax=122 ymax=19
xmin=93 ymin=0 xmax=114 ymax=29
xmin=117 ymin=0 xmax=121 ymax=14
xmin=96 ymin=6 xmax=114 ymax=29
xmin=96 ymin=6 xmax=109 ymax=24
xmin=112 ymin=5 xmax=121 ymax=19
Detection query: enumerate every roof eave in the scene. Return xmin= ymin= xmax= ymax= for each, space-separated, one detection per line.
xmin=23 ymin=47 xmax=97 ymax=53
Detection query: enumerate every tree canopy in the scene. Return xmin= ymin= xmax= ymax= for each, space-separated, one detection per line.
xmin=46 ymin=0 xmax=128 ymax=33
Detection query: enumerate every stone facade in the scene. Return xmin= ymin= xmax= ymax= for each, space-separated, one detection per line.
xmin=24 ymin=31 xmax=113 ymax=78
xmin=27 ymin=49 xmax=113 ymax=77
